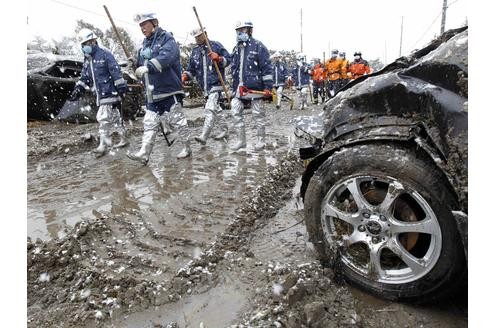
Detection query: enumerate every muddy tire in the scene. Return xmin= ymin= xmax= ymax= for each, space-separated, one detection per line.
xmin=304 ymin=142 xmax=466 ymax=302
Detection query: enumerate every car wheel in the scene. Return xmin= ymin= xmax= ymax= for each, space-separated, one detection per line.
xmin=304 ymin=142 xmax=466 ymax=302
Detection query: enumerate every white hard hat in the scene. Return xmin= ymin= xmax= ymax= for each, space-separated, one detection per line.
xmin=234 ymin=20 xmax=253 ymax=30
xmin=270 ymin=51 xmax=281 ymax=59
xmin=296 ymin=53 xmax=306 ymax=60
xmin=77 ymin=28 xmax=97 ymax=45
xmin=191 ymin=28 xmax=206 ymax=37
xmin=134 ymin=13 xmax=158 ymax=24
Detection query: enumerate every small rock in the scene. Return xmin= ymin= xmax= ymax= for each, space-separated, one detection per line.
xmin=81 ymin=133 xmax=93 ymax=142
xmin=281 ymin=272 xmax=299 ymax=291
xmin=286 ymin=284 xmax=306 ymax=306
xmin=304 ymin=301 xmax=326 ymax=326
xmin=323 ymin=268 xmax=335 ymax=280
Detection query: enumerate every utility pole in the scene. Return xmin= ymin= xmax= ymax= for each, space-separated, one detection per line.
xmin=399 ymin=16 xmax=404 ymax=57
xmin=300 ymin=8 xmax=303 ymax=53
xmin=440 ymin=0 xmax=447 ymax=34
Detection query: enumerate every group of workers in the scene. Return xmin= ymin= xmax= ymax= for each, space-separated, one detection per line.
xmin=267 ymin=49 xmax=372 ymax=110
xmin=68 ymin=12 xmax=371 ymax=165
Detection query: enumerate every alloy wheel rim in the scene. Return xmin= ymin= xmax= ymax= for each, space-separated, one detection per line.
xmin=321 ymin=175 xmax=442 ymax=284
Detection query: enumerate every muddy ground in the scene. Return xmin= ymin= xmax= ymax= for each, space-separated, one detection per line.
xmin=27 ymin=97 xmax=467 ymax=327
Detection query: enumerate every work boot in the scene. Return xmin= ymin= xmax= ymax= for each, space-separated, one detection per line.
xmin=276 ymin=105 xmax=280 ymax=110
xmin=212 ymin=128 xmax=228 ymax=140
xmin=127 ymin=130 xmax=156 ymax=165
xmin=230 ymin=129 xmax=246 ymax=151
xmin=93 ymin=134 xmax=112 ymax=157
xmin=114 ymin=132 xmax=129 ymax=148
xmin=194 ymin=125 xmax=212 ymax=145
xmin=254 ymin=136 xmax=266 ymax=151
xmin=176 ymin=140 xmax=192 ymax=159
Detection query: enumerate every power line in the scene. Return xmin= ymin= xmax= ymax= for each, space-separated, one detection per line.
xmin=408 ymin=0 xmax=462 ymax=51
xmin=46 ymin=0 xmax=189 ymax=42
xmin=409 ymin=11 xmax=442 ymax=50
xmin=48 ymin=0 xmax=134 ymax=27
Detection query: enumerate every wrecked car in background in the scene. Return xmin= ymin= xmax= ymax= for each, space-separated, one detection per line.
xmin=27 ymin=52 xmax=143 ymax=122
xmin=296 ymin=26 xmax=467 ymax=302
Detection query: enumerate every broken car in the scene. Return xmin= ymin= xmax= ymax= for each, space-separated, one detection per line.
xmin=296 ymin=26 xmax=468 ymax=302
xmin=27 ymin=52 xmax=143 ymax=122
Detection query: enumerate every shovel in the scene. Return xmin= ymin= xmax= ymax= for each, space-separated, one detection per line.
xmin=238 ymin=85 xmax=272 ymax=99
xmin=57 ymin=98 xmax=96 ymax=123
xmin=159 ymin=122 xmax=175 ymax=147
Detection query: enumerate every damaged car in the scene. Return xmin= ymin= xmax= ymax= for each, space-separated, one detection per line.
xmin=27 ymin=52 xmax=143 ymax=122
xmin=296 ymin=26 xmax=467 ymax=302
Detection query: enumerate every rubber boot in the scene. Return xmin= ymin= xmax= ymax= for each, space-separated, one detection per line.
xmin=114 ymin=131 xmax=129 ymax=148
xmin=93 ymin=134 xmax=112 ymax=157
xmin=176 ymin=140 xmax=192 ymax=159
xmin=230 ymin=128 xmax=246 ymax=151
xmin=127 ymin=130 xmax=156 ymax=165
xmin=213 ymin=128 xmax=228 ymax=140
xmin=194 ymin=125 xmax=212 ymax=145
xmin=254 ymin=136 xmax=266 ymax=151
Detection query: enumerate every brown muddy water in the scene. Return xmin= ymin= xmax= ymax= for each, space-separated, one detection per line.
xmin=27 ymin=108 xmax=299 ymax=242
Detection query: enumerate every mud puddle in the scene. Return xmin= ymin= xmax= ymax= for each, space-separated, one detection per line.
xmin=27 ymin=119 xmax=297 ymax=242
xmin=103 ymin=271 xmax=249 ymax=328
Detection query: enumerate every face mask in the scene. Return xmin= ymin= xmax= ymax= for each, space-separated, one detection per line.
xmin=354 ymin=55 xmax=360 ymax=61
xmin=141 ymin=47 xmax=152 ymax=60
xmin=236 ymin=32 xmax=249 ymax=42
xmin=81 ymin=45 xmax=93 ymax=55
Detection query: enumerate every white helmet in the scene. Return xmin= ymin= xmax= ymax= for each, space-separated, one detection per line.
xmin=190 ymin=28 xmax=205 ymax=37
xmin=296 ymin=53 xmax=306 ymax=61
xmin=234 ymin=20 xmax=253 ymax=30
xmin=270 ymin=51 xmax=281 ymax=59
xmin=134 ymin=12 xmax=158 ymax=25
xmin=77 ymin=28 xmax=97 ymax=45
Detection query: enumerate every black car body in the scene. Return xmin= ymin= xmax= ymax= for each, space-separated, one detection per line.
xmin=27 ymin=52 xmax=143 ymax=122
xmin=297 ymin=26 xmax=467 ymax=302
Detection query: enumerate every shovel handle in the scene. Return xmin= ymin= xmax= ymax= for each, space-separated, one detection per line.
xmin=103 ymin=5 xmax=132 ymax=59
xmin=192 ymin=6 xmax=231 ymax=104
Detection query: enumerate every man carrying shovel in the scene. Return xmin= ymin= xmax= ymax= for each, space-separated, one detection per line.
xmin=182 ymin=28 xmax=231 ymax=145
xmin=229 ymin=20 xmax=273 ymax=151
xmin=127 ymin=12 xmax=192 ymax=165
xmin=69 ymin=28 xmax=128 ymax=157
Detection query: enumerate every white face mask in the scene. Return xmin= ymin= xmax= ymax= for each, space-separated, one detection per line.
xmin=82 ymin=45 xmax=93 ymax=55
xmin=354 ymin=55 xmax=361 ymax=60
xmin=236 ymin=31 xmax=249 ymax=42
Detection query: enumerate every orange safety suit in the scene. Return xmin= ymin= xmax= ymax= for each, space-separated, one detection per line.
xmin=311 ymin=63 xmax=327 ymax=82
xmin=348 ymin=59 xmax=371 ymax=79
xmin=325 ymin=58 xmax=345 ymax=81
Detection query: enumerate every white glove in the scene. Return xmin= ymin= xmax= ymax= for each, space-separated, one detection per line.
xmin=135 ymin=66 xmax=149 ymax=79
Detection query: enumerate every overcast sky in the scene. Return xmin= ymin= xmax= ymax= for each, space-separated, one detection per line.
xmin=27 ymin=0 xmax=467 ymax=63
